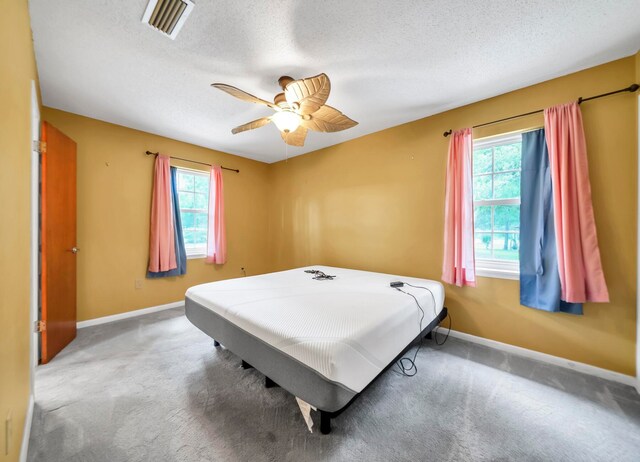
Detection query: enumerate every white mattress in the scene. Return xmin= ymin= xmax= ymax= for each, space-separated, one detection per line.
xmin=185 ymin=266 xmax=445 ymax=392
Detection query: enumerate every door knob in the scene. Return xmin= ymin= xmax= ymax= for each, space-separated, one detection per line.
xmin=70 ymin=247 xmax=79 ymax=254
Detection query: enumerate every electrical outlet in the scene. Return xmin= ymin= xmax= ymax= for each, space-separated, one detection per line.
xmin=5 ymin=411 xmax=12 ymax=456
xmin=135 ymin=279 xmax=143 ymax=290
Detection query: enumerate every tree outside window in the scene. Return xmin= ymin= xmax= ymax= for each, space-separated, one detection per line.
xmin=473 ymin=134 xmax=521 ymax=275
xmin=177 ymin=169 xmax=209 ymax=258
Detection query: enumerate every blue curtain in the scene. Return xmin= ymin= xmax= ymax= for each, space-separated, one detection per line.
xmin=147 ymin=167 xmax=187 ymax=278
xmin=519 ymin=129 xmax=582 ymax=314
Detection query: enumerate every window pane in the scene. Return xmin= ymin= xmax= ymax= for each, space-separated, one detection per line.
xmin=179 ymin=191 xmax=194 ymax=209
xmin=473 ymin=148 xmax=492 ymax=174
xmin=178 ymin=172 xmax=195 ymax=192
xmin=474 ymin=206 xmax=491 ymax=232
xmin=494 ymin=205 xmax=520 ymax=232
xmin=493 ymin=172 xmax=520 ymax=199
xmin=182 ymin=224 xmax=207 ymax=244
xmin=194 ymin=175 xmax=209 ymax=194
xmin=475 ymin=232 xmax=492 ymax=260
xmin=192 ymin=230 xmax=207 ymax=244
xmin=180 ymin=211 xmax=195 ymax=230
xmin=494 ymin=143 xmax=521 ymax=172
xmin=183 ymin=230 xmax=196 ymax=244
xmin=177 ymin=169 xmax=210 ymax=253
xmin=195 ymin=213 xmax=208 ymax=229
xmin=492 ymin=233 xmax=519 ymax=260
xmin=194 ymin=192 xmax=208 ymax=210
xmin=473 ymin=174 xmax=492 ymax=201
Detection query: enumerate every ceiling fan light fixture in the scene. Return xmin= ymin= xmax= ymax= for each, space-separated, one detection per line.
xmin=272 ymin=110 xmax=301 ymax=133
xmin=212 ymin=73 xmax=358 ymax=147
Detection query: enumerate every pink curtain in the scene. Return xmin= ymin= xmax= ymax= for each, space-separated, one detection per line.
xmin=544 ymin=102 xmax=609 ymax=303
xmin=205 ymin=165 xmax=227 ymax=264
xmin=442 ymin=128 xmax=476 ymax=287
xmin=148 ymin=154 xmax=177 ymax=273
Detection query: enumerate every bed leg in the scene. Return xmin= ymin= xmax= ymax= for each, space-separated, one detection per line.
xmin=241 ymin=360 xmax=253 ymax=369
xmin=425 ymin=331 xmax=433 ymax=340
xmin=320 ymin=411 xmax=331 ymax=435
xmin=213 ymin=340 xmax=220 ymax=347
xmin=265 ymin=376 xmax=279 ymax=388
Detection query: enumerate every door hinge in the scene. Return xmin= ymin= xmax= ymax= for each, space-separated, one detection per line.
xmin=32 ymin=140 xmax=46 ymax=153
xmin=35 ymin=320 xmax=46 ymax=333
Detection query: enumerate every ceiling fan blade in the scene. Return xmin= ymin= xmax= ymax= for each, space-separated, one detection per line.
xmin=212 ymin=83 xmax=279 ymax=110
xmin=280 ymin=126 xmax=307 ymax=146
xmin=231 ymin=117 xmax=272 ymax=135
xmin=284 ymin=73 xmax=331 ymax=115
xmin=300 ymin=105 xmax=358 ymax=132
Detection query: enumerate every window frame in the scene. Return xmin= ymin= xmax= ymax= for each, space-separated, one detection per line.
xmin=473 ymin=133 xmax=522 ymax=280
xmin=175 ymin=167 xmax=210 ymax=259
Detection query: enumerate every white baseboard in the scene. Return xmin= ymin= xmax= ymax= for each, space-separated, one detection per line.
xmin=77 ymin=301 xmax=184 ymax=329
xmin=434 ymin=327 xmax=636 ymax=388
xmin=19 ymin=394 xmax=34 ymax=462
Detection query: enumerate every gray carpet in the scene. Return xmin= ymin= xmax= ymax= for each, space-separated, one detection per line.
xmin=28 ymin=307 xmax=640 ymax=462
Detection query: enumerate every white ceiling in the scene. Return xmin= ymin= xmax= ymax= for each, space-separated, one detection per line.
xmin=30 ymin=0 xmax=640 ymax=163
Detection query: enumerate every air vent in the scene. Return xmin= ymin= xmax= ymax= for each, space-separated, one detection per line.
xmin=142 ymin=0 xmax=194 ymax=40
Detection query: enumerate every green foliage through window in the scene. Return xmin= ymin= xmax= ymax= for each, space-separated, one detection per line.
xmin=176 ymin=169 xmax=210 ymax=253
xmin=473 ymin=137 xmax=521 ymax=263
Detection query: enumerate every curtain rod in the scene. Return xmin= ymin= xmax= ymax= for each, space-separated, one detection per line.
xmin=443 ymin=83 xmax=639 ymax=137
xmin=145 ymin=151 xmax=240 ymax=173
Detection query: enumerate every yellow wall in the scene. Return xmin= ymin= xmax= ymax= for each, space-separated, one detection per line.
xmin=42 ymin=108 xmax=271 ymax=321
xmin=268 ymin=57 xmax=638 ymax=376
xmin=1 ymin=5 xmax=635 ymax=461
xmin=0 ymin=1 xmax=38 ymax=461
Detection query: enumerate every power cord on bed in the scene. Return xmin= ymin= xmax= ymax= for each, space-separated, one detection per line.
xmin=304 ymin=269 xmax=336 ymax=280
xmin=401 ymin=282 xmax=451 ymax=346
xmin=391 ymin=281 xmax=452 ymax=377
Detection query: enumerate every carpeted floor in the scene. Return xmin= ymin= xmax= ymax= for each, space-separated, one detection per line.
xmin=28 ymin=307 xmax=640 ymax=462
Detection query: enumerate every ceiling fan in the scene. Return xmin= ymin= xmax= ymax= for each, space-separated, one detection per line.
xmin=211 ymin=73 xmax=358 ymax=147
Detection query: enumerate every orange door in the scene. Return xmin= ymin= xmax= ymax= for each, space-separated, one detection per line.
xmin=41 ymin=121 xmax=77 ymax=364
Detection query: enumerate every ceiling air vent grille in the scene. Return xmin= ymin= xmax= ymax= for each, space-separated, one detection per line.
xmin=142 ymin=0 xmax=194 ymax=40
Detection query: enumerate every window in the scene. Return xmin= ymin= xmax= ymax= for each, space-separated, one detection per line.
xmin=177 ymin=168 xmax=209 ymax=258
xmin=473 ymin=133 xmax=522 ymax=279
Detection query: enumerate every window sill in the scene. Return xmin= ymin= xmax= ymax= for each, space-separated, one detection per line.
xmin=476 ymin=267 xmax=519 ymax=280
xmin=186 ymin=254 xmax=206 ymax=260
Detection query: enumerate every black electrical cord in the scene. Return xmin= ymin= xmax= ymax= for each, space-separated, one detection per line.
xmin=433 ymin=312 xmax=451 ymax=346
xmin=402 ymin=282 xmax=452 ymax=346
xmin=393 ymin=287 xmax=425 ymax=377
xmin=402 ymin=282 xmax=438 ymax=318
xmin=396 ymin=288 xmax=426 ymax=333
xmin=403 ymin=282 xmax=452 ymax=346
xmin=304 ymin=269 xmax=336 ymax=280
xmin=393 ymin=282 xmax=452 ymax=376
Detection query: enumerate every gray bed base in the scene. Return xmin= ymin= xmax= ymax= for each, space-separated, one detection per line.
xmin=185 ymin=296 xmax=447 ymax=434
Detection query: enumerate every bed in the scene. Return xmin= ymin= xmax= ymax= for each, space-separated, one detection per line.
xmin=185 ymin=266 xmax=447 ymax=434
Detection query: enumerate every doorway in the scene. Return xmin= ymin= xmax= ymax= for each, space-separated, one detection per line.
xmin=29 ymin=101 xmax=79 ymax=383
xmin=29 ymin=81 xmax=39 ymax=391
xmin=40 ymin=121 xmax=78 ymax=364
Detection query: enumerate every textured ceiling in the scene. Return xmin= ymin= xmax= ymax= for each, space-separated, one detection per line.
xmin=30 ymin=0 xmax=640 ymax=163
